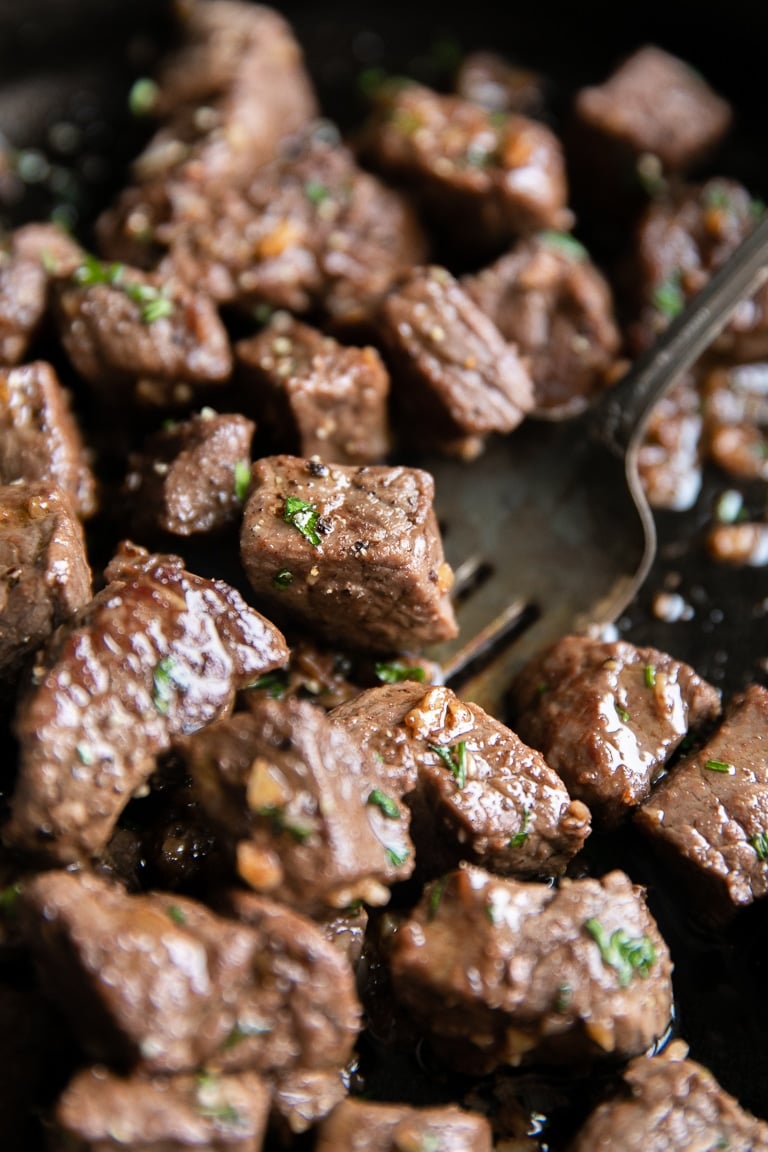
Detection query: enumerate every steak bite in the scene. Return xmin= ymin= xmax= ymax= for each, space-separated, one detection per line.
xmin=510 ymin=634 xmax=722 ymax=827
xmin=0 ymin=223 xmax=82 ymax=366
xmin=389 ymin=866 xmax=673 ymax=1075
xmin=332 ymin=682 xmax=591 ymax=878
xmin=359 ymin=81 xmax=571 ymax=254
xmin=568 ymin=1039 xmax=768 ymax=1152
xmin=184 ymin=695 xmax=415 ymax=912
xmin=637 ymin=372 xmax=703 ymax=510
xmin=53 ymin=1066 xmax=270 ymax=1151
xmin=701 ymin=362 xmax=768 ymax=482
xmin=123 ymin=408 xmax=255 ymax=538
xmin=53 ymin=256 xmax=232 ymax=408
xmin=0 ymin=482 xmax=92 ymax=683
xmin=377 ymin=265 xmax=534 ymax=458
xmin=20 ymin=869 xmax=361 ymax=1077
xmin=240 ymin=454 xmax=457 ymax=652
xmin=635 ymin=684 xmax=768 ymax=912
xmin=316 ymin=1098 xmax=493 ymax=1152
xmin=0 ymin=361 xmax=97 ymax=519
xmin=461 ymin=231 xmax=621 ymax=417
xmin=4 ymin=541 xmax=288 ymax=865
xmin=235 ymin=313 xmax=390 ymax=465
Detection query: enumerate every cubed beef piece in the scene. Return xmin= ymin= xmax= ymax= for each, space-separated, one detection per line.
xmin=706 ymin=521 xmax=768 ymax=567
xmin=637 ymin=372 xmax=703 ymax=510
xmin=635 ymin=684 xmax=768 ymax=911
xmin=701 ymin=362 xmax=768 ymax=482
xmin=389 ymin=866 xmax=673 ymax=1075
xmin=131 ymin=0 xmax=317 ymax=187
xmin=235 ymin=314 xmax=390 ymax=465
xmin=377 ymin=265 xmax=534 ymax=458
xmin=455 ymin=51 xmax=547 ymax=119
xmin=240 ymin=454 xmax=457 ymax=651
xmin=156 ymin=128 xmax=427 ymax=328
xmin=573 ymin=46 xmax=732 ymax=176
xmin=0 ymin=482 xmax=91 ymax=682
xmin=0 ymin=223 xmax=82 ymax=366
xmin=462 ymin=232 xmax=620 ymax=417
xmin=627 ymin=179 xmax=768 ymax=358
xmin=124 ymin=408 xmax=255 ymax=538
xmin=53 ymin=258 xmax=232 ymax=407
xmin=510 ymin=634 xmax=721 ymax=827
xmin=184 ymin=695 xmax=414 ymax=911
xmin=569 ymin=1040 xmax=768 ymax=1152
xmin=359 ymin=82 xmax=571 ymax=255
xmin=316 ymin=1098 xmax=492 ymax=1152
xmin=4 ymin=541 xmax=288 ymax=865
xmin=332 ymin=682 xmax=591 ymax=878
xmin=0 ymin=361 xmax=97 ymax=518
xmin=20 ymin=869 xmax=360 ymax=1076
xmin=52 ymin=1066 xmax=270 ymax=1151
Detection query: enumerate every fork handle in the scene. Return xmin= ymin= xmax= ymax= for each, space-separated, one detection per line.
xmin=593 ymin=212 xmax=768 ymax=456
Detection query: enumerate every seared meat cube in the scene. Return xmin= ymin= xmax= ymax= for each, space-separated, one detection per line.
xmin=635 ymin=684 xmax=768 ymax=911
xmin=573 ymin=45 xmax=731 ymax=177
xmin=53 ymin=257 xmax=232 ymax=407
xmin=456 ymin=51 xmax=547 ymax=119
xmin=701 ymin=362 xmax=768 ymax=481
xmin=53 ymin=1066 xmax=270 ymax=1151
xmin=185 ymin=695 xmax=414 ymax=911
xmin=316 ymin=1098 xmax=492 ymax=1152
xmin=377 ymin=265 xmax=534 ymax=458
xmin=569 ymin=1039 xmax=768 ymax=1151
xmin=511 ymin=634 xmax=721 ymax=827
xmin=4 ymin=541 xmax=288 ymax=865
xmin=359 ymin=82 xmax=571 ymax=254
xmin=157 ymin=129 xmax=427 ymax=328
xmin=627 ymin=178 xmax=768 ymax=358
xmin=235 ymin=314 xmax=390 ymax=465
xmin=132 ymin=0 xmax=317 ymax=187
xmin=390 ymin=866 xmax=673 ymax=1074
xmin=20 ymin=869 xmax=360 ymax=1076
xmin=0 ymin=223 xmax=82 ymax=366
xmin=462 ymin=232 xmax=620 ymax=417
xmin=240 ymin=454 xmax=457 ymax=652
xmin=0 ymin=482 xmax=91 ymax=682
xmin=637 ymin=372 xmax=703 ymax=510
xmin=0 ymin=361 xmax=97 ymax=518
xmin=124 ymin=408 xmax=255 ymax=538
xmin=332 ymin=682 xmax=591 ymax=878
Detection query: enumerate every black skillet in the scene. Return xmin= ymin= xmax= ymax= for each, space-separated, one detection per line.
xmin=2 ymin=0 xmax=768 ymax=1143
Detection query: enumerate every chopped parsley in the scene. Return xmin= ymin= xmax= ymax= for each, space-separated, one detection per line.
xmin=247 ymin=670 xmax=288 ymax=698
xmin=702 ymin=184 xmax=735 ymax=212
xmin=485 ymin=900 xmax=498 ymax=924
xmin=428 ymin=876 xmax=448 ymax=920
xmin=614 ymin=701 xmax=631 ymax=724
xmin=585 ymin=918 xmax=656 ymax=987
xmin=165 ymin=904 xmax=186 ymax=925
xmin=283 ymin=496 xmax=321 ymax=546
xmin=374 ymin=661 xmax=426 ymax=684
xmin=152 ymin=656 xmax=176 ymax=715
xmin=233 ymin=459 xmax=251 ymax=502
xmin=273 ymin=568 xmax=294 ymax=589
xmin=644 ymin=663 xmax=657 ymax=688
xmin=255 ymin=804 xmax=314 ymax=843
xmin=72 ymin=254 xmax=174 ymax=324
xmin=128 ymin=77 xmax=159 ymax=117
xmin=750 ymin=832 xmax=768 ymax=861
xmin=555 ymin=983 xmax=572 ymax=1013
xmin=705 ymin=758 xmax=734 ymax=774
xmin=304 ymin=179 xmax=330 ymax=205
xmin=386 ymin=845 xmax=409 ymax=868
xmin=367 ymin=789 xmax=401 ymax=819
xmin=75 ymin=742 xmax=94 ymax=766
xmin=429 ymin=741 xmax=468 ymax=789
xmin=540 ymin=230 xmax=587 ymax=261
xmin=508 ymin=806 xmax=531 ymax=848
xmin=0 ymin=883 xmax=22 ymax=916
xmin=652 ymin=272 xmax=685 ymax=319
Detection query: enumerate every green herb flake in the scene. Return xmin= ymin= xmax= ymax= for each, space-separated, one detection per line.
xmin=152 ymin=656 xmax=176 ymax=715
xmin=652 ymin=272 xmax=685 ymax=319
xmin=128 ymin=77 xmax=160 ymax=117
xmin=255 ymin=804 xmax=314 ymax=843
xmin=485 ymin=900 xmax=498 ymax=925
xmin=0 ymin=882 xmax=22 ymax=916
xmin=555 ymin=983 xmax=572 ymax=1013
xmin=428 ymin=876 xmax=448 ymax=920
xmin=429 ymin=741 xmax=468 ymax=789
xmin=367 ymin=789 xmax=401 ymax=819
xmin=283 ymin=495 xmax=321 ymax=546
xmin=233 ymin=459 xmax=251 ymax=502
xmin=386 ymin=845 xmax=409 ymax=868
xmin=248 ymin=670 xmax=288 ymax=698
xmin=138 ymin=292 xmax=174 ymax=324
xmin=539 ymin=230 xmax=587 ymax=261
xmin=615 ymin=701 xmax=631 ymax=724
xmin=304 ymin=178 xmax=330 ymax=205
xmin=374 ymin=661 xmax=426 ymax=684
xmin=705 ymin=758 xmax=735 ymax=774
xmin=165 ymin=904 xmax=186 ymax=925
xmin=750 ymin=197 xmax=766 ymax=220
xmin=644 ymin=663 xmax=657 ymax=688
xmin=750 ymin=832 xmax=768 ymax=862
xmin=273 ymin=568 xmax=294 ymax=589
xmin=73 ymin=253 xmax=111 ymax=287
xmin=224 ymin=1018 xmax=270 ymax=1049
xmin=508 ymin=806 xmax=531 ymax=848
xmin=702 ymin=184 xmax=734 ymax=212
xmin=72 ymin=254 xmax=174 ymax=323
xmin=75 ymin=743 xmax=94 ymax=766
xmin=585 ymin=918 xmax=656 ymax=988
